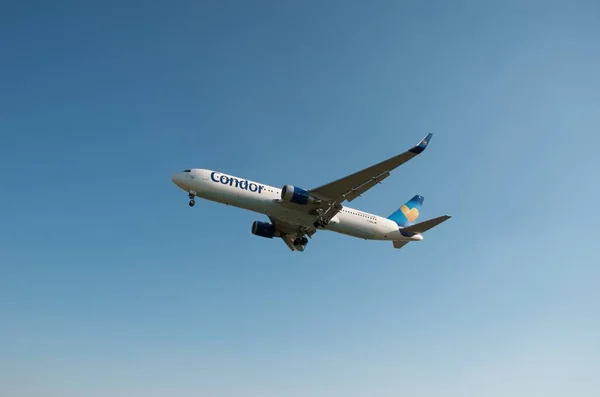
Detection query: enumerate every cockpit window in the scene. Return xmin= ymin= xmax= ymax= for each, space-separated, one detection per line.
xmin=183 ymin=169 xmax=191 ymax=173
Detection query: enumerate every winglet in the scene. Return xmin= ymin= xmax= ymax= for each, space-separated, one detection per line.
xmin=409 ymin=133 xmax=433 ymax=154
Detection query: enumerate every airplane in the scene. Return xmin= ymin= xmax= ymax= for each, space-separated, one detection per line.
xmin=171 ymin=133 xmax=451 ymax=251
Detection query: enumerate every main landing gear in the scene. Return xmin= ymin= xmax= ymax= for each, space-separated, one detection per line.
xmin=312 ymin=208 xmax=331 ymax=228
xmin=313 ymin=217 xmax=329 ymax=228
xmin=293 ymin=237 xmax=309 ymax=247
xmin=188 ymin=192 xmax=196 ymax=207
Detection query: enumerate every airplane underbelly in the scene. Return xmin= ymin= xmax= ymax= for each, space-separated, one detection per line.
xmin=330 ymin=218 xmax=376 ymax=239
xmin=195 ymin=181 xmax=271 ymax=214
xmin=268 ymin=206 xmax=314 ymax=226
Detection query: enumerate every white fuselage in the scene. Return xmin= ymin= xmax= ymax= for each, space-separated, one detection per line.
xmin=171 ymin=169 xmax=422 ymax=242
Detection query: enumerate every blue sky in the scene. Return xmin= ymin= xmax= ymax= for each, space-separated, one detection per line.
xmin=1 ymin=1 xmax=599 ymax=396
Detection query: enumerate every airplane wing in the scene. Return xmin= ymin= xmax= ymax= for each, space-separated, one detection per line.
xmin=309 ymin=133 xmax=433 ymax=203
xmin=269 ymin=216 xmax=317 ymax=252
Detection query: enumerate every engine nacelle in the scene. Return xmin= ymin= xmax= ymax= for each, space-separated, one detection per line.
xmin=281 ymin=185 xmax=320 ymax=205
xmin=251 ymin=221 xmax=277 ymax=239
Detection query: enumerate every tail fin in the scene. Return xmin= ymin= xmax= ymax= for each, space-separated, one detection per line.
xmin=387 ymin=195 xmax=424 ymax=227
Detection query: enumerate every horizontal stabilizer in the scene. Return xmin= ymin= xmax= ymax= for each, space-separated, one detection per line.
xmin=400 ymin=215 xmax=451 ymax=234
xmin=393 ymin=240 xmax=409 ymax=249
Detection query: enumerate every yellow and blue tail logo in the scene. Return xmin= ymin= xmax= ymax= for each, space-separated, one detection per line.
xmin=387 ymin=195 xmax=424 ymax=227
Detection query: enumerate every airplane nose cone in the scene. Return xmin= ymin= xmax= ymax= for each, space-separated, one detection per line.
xmin=171 ymin=173 xmax=185 ymax=189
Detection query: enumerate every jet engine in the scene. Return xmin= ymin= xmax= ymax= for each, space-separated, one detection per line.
xmin=281 ymin=185 xmax=321 ymax=205
xmin=251 ymin=221 xmax=277 ymax=239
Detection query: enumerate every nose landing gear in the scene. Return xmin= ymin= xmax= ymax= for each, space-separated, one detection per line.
xmin=188 ymin=192 xmax=196 ymax=207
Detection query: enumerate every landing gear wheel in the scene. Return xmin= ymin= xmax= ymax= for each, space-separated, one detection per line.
xmin=293 ymin=237 xmax=309 ymax=247
xmin=188 ymin=191 xmax=196 ymax=207
xmin=313 ymin=217 xmax=328 ymax=228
